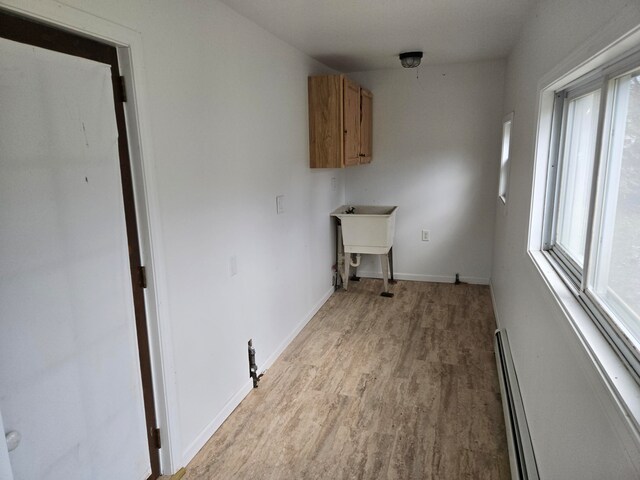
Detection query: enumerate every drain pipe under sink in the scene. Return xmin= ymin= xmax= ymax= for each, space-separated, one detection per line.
xmin=349 ymin=253 xmax=361 ymax=268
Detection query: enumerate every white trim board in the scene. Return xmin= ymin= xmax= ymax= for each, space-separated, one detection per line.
xmin=260 ymin=286 xmax=335 ymax=374
xmin=180 ymin=286 xmax=335 ymax=467
xmin=489 ymin=281 xmax=503 ymax=329
xmin=180 ymin=379 xmax=254 ymax=471
xmin=356 ymin=271 xmax=490 ymax=285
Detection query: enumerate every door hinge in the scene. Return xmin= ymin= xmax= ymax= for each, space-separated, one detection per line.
xmin=139 ymin=265 xmax=147 ymax=289
xmin=118 ymin=75 xmax=127 ymax=103
xmin=152 ymin=427 xmax=161 ymax=449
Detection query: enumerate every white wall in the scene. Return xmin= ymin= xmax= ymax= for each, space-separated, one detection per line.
xmin=137 ymin=2 xmax=343 ymax=462
xmin=0 ymin=0 xmax=345 ymax=472
xmin=346 ymin=61 xmax=504 ymax=284
xmin=492 ymin=0 xmax=640 ymax=478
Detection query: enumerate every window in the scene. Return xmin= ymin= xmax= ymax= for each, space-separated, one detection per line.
xmin=551 ymin=89 xmax=601 ymax=271
xmin=543 ymin=52 xmax=640 ymax=373
xmin=498 ymin=113 xmax=513 ymax=204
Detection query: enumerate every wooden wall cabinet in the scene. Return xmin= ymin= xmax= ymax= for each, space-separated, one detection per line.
xmin=359 ymin=87 xmax=372 ymax=164
xmin=308 ymin=75 xmax=373 ymax=168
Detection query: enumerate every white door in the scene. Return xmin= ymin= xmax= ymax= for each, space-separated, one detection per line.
xmin=0 ymin=37 xmax=150 ymax=479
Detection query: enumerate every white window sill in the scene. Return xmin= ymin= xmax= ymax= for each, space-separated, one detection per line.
xmin=528 ymin=250 xmax=640 ymax=449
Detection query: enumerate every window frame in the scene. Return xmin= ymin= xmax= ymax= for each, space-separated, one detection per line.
xmin=543 ymin=81 xmax=606 ymax=287
xmin=540 ymin=48 xmax=640 ymax=381
xmin=498 ymin=112 xmax=514 ymax=205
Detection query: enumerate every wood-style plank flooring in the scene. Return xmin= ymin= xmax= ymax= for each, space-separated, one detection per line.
xmin=182 ymin=279 xmax=509 ymax=479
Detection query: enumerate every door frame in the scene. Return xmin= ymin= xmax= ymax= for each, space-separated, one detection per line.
xmin=0 ymin=0 xmax=181 ymax=475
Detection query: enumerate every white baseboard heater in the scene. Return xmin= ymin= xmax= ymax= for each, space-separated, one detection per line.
xmin=494 ymin=329 xmax=540 ymax=480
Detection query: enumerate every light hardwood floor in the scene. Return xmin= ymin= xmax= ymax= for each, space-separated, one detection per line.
xmin=182 ymin=279 xmax=509 ymax=479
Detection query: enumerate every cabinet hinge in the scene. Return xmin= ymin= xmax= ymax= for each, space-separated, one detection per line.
xmin=118 ymin=75 xmax=127 ymax=103
xmin=139 ymin=265 xmax=147 ymax=289
xmin=152 ymin=427 xmax=161 ymax=449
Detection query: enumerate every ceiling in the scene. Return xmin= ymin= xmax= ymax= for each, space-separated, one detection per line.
xmin=219 ymin=0 xmax=536 ymax=71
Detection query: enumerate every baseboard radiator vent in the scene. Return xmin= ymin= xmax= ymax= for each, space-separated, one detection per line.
xmin=494 ymin=328 xmax=540 ymax=480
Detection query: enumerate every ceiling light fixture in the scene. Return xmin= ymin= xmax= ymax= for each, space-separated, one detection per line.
xmin=399 ymin=51 xmax=423 ymax=68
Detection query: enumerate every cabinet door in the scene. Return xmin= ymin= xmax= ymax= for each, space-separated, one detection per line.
xmin=360 ymin=88 xmax=373 ymax=163
xmin=308 ymin=76 xmax=342 ymax=168
xmin=343 ymin=78 xmax=361 ymax=166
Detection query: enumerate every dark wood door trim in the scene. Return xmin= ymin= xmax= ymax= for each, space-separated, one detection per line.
xmin=0 ymin=10 xmax=161 ymax=479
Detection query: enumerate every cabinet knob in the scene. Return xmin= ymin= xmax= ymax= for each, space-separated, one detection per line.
xmin=359 ymin=154 xmax=365 ymax=157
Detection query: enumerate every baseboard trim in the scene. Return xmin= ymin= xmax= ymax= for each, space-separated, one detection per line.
xmin=180 ymin=286 xmax=335 ymax=467
xmin=181 ymin=378 xmax=253 ymax=467
xmin=168 ymin=467 xmax=186 ymax=479
xmin=489 ymin=280 xmax=502 ymax=328
xmin=356 ymin=271 xmax=490 ymax=285
xmin=261 ymin=286 xmax=335 ymax=372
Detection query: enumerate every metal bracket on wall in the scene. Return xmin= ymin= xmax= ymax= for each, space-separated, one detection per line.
xmin=248 ymin=339 xmax=263 ymax=388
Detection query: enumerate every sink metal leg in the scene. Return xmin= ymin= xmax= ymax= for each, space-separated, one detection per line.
xmin=381 ymin=254 xmax=389 ymax=292
xmin=344 ymin=253 xmax=350 ymax=291
xmin=380 ymin=253 xmax=394 ymax=297
xmin=389 ymin=247 xmax=397 ymax=284
xmin=336 ymin=224 xmax=345 ymax=290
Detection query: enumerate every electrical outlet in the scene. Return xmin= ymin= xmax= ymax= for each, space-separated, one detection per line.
xmin=422 ymin=230 xmax=430 ymax=242
xmin=276 ymin=195 xmax=285 ymax=214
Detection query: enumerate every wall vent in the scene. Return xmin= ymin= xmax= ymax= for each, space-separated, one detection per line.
xmin=494 ymin=329 xmax=540 ymax=480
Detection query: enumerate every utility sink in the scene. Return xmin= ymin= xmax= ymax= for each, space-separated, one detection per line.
xmin=330 ymin=205 xmax=397 ymax=254
xmin=331 ymin=205 xmax=398 ymax=296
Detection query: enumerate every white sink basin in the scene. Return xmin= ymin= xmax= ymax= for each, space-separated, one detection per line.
xmin=331 ymin=205 xmax=397 ymax=254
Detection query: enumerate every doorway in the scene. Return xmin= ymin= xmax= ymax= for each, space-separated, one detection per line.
xmin=0 ymin=10 xmax=160 ymax=479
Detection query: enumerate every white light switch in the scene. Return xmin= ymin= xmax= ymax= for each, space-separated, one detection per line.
xmin=331 ymin=177 xmax=337 ymax=192
xmin=276 ymin=195 xmax=285 ymax=214
xmin=422 ymin=230 xmax=430 ymax=242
